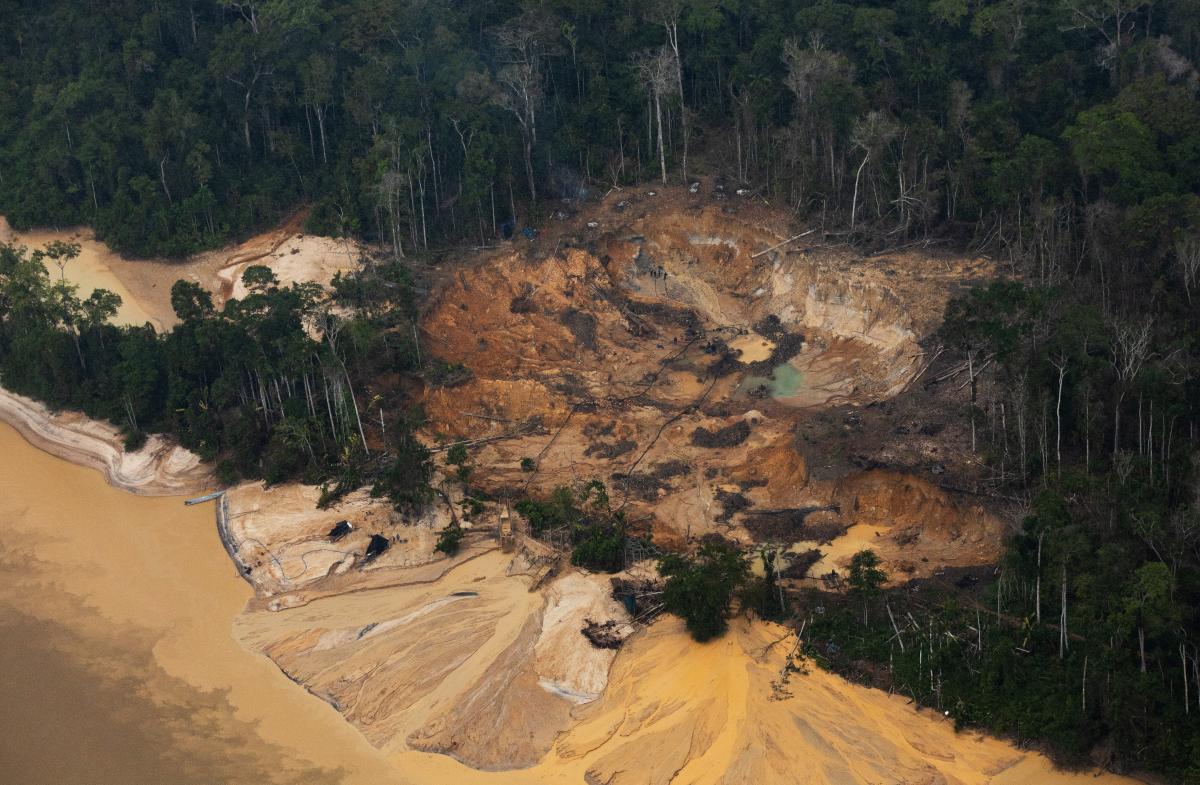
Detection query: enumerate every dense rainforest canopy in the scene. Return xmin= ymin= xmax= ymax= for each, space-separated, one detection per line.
xmin=0 ymin=0 xmax=1197 ymax=266
xmin=3 ymin=0 xmax=1200 ymax=781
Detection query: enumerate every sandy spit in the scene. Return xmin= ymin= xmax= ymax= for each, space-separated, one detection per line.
xmin=0 ymin=386 xmax=212 ymax=496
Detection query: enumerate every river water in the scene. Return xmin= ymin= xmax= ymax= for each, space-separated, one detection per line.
xmin=0 ymin=422 xmax=401 ymax=785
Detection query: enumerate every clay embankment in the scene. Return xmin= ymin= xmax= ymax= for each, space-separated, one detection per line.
xmin=216 ymin=469 xmax=634 ymax=767
xmin=231 ymin=542 xmax=632 ymax=770
xmin=0 ymin=387 xmax=211 ymax=496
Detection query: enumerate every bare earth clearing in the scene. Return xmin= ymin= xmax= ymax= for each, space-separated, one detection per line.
xmin=0 ymin=193 xmax=1142 ymax=784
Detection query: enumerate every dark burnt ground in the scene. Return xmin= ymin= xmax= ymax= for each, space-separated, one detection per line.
xmin=786 ymin=337 xmax=988 ymax=493
xmin=743 ymin=507 xmax=845 ymax=543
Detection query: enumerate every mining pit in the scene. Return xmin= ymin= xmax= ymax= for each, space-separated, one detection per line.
xmin=418 ymin=185 xmax=1003 ymax=575
xmin=212 ymin=186 xmax=1022 ymax=776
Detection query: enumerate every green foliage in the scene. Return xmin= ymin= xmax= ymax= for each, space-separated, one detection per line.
xmin=2 ymin=0 xmax=1195 ymax=261
xmin=515 ymin=484 xmax=588 ymax=534
xmin=446 ymin=443 xmax=468 ymax=467
xmin=847 ymin=549 xmax=887 ymax=625
xmin=516 ymin=481 xmax=627 ymax=571
xmin=940 ymin=281 xmax=1043 ymax=363
xmin=659 ymin=539 xmax=750 ymax=642
xmin=241 ymin=264 xmax=279 ymax=292
xmin=520 ymin=457 xmax=537 ymax=472
xmin=371 ymin=435 xmax=433 ymax=514
xmin=445 ymin=442 xmax=472 ymax=482
xmin=847 ymin=549 xmax=887 ymax=599
xmin=571 ymin=522 xmax=626 ymax=573
xmin=435 ymin=525 xmax=465 ymax=556
xmin=0 ymin=240 xmax=424 ymax=496
xmin=460 ymin=494 xmax=485 ymax=518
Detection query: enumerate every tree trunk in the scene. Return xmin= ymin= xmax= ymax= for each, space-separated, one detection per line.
xmin=851 ymin=152 xmax=869 ymax=231
xmin=1059 ymin=563 xmax=1068 ymax=659
xmin=524 ymin=136 xmax=537 ymax=203
xmin=316 ymin=106 xmax=328 ymax=164
xmin=1114 ymin=390 xmax=1124 ymax=460
xmin=1055 ymin=361 xmax=1065 ymax=473
xmin=242 ymin=88 xmax=253 ymax=151
xmin=1035 ymin=531 xmax=1044 ymax=624
xmin=654 ymin=90 xmax=666 ymax=185
xmin=666 ymin=21 xmax=687 ymax=183
xmin=159 ymin=155 xmax=173 ymax=204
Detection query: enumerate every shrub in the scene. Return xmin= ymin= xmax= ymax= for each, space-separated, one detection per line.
xmin=515 ymin=485 xmax=580 ymax=533
xmin=659 ymin=539 xmax=750 ymax=642
xmin=216 ymin=459 xmax=239 ymax=486
xmin=372 ymin=436 xmax=434 ymax=513
xmin=123 ymin=430 xmax=148 ymax=452
xmin=435 ymin=524 xmax=465 ymax=556
xmin=571 ymin=522 xmax=626 ymax=573
xmin=741 ymin=550 xmax=790 ymax=621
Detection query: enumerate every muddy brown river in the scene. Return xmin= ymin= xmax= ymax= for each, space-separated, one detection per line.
xmin=0 ymin=422 xmax=399 ymax=785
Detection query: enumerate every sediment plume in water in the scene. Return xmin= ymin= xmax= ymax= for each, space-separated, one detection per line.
xmin=0 ymin=422 xmax=398 ymax=785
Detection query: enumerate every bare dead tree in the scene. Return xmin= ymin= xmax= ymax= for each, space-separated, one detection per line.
xmin=1051 ymin=353 xmax=1068 ymax=474
xmin=648 ymin=0 xmax=690 ymax=182
xmin=631 ymin=46 xmax=676 ymax=186
xmin=1175 ymin=234 xmax=1200 ymax=304
xmin=1109 ymin=316 xmax=1153 ymax=460
xmin=849 ymin=111 xmax=899 ymax=232
xmin=782 ymin=35 xmax=855 ymax=195
xmin=494 ymin=23 xmax=545 ymax=204
xmin=1061 ymin=0 xmax=1148 ymax=50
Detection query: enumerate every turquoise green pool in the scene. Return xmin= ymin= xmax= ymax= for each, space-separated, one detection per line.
xmin=741 ymin=362 xmax=804 ymax=398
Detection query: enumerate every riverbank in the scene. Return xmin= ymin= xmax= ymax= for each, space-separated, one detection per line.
xmin=0 ymin=422 xmax=402 ymax=785
xmin=0 ymin=386 xmax=212 ymax=496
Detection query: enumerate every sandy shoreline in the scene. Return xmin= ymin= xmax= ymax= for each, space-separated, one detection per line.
xmin=0 ymin=386 xmax=213 ymax=496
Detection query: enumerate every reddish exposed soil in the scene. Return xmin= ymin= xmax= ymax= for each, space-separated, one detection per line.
xmin=418 ymin=184 xmax=1002 ymax=581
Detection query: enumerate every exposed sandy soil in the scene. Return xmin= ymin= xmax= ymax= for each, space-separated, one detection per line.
xmin=0 ymin=386 xmax=212 ymax=495
xmin=1 ymin=216 xmax=173 ymax=329
xmin=1 ymin=211 xmax=363 ymax=332
xmin=418 ymin=185 xmax=1002 ymax=580
xmin=203 ymin=455 xmax=1069 ymax=785
xmin=214 ymin=220 xmax=362 ymax=303
xmin=232 ymin=547 xmax=629 ymax=770
xmin=223 ymin=522 xmax=1141 ymax=785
